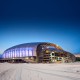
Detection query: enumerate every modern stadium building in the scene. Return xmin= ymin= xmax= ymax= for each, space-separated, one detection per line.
xmin=0 ymin=42 xmax=75 ymax=63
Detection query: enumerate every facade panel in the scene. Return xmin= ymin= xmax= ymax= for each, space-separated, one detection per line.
xmin=1 ymin=42 xmax=75 ymax=63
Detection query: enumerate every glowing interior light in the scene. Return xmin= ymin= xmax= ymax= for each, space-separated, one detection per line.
xmin=20 ymin=49 xmax=22 ymax=57
xmin=26 ymin=48 xmax=28 ymax=56
xmin=8 ymin=51 xmax=10 ymax=58
xmin=16 ymin=49 xmax=20 ymax=57
xmin=20 ymin=48 xmax=24 ymax=57
xmin=22 ymin=48 xmax=25 ymax=57
xmin=6 ymin=53 xmax=7 ymax=58
xmin=20 ymin=48 xmax=23 ymax=57
xmin=15 ymin=49 xmax=18 ymax=57
xmin=11 ymin=50 xmax=13 ymax=58
xmin=6 ymin=52 xmax=8 ymax=58
xmin=28 ymin=50 xmax=32 ymax=56
xmin=15 ymin=49 xmax=19 ymax=57
xmin=9 ymin=51 xmax=11 ymax=58
xmin=10 ymin=51 xmax=11 ymax=58
xmin=12 ymin=50 xmax=15 ymax=58
xmin=15 ymin=51 xmax=16 ymax=57
xmin=3 ymin=47 xmax=34 ymax=58
xmin=15 ymin=51 xmax=17 ymax=57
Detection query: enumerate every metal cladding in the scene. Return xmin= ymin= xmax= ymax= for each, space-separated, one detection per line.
xmin=1 ymin=42 xmax=75 ymax=63
xmin=2 ymin=42 xmax=62 ymax=59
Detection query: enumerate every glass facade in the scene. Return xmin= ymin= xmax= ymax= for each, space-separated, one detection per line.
xmin=1 ymin=42 xmax=75 ymax=63
xmin=3 ymin=47 xmax=33 ymax=58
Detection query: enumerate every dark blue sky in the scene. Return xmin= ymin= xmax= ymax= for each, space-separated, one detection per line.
xmin=0 ymin=0 xmax=80 ymax=54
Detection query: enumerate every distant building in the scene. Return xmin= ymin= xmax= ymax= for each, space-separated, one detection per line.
xmin=74 ymin=54 xmax=80 ymax=61
xmin=75 ymin=54 xmax=80 ymax=57
xmin=0 ymin=42 xmax=75 ymax=63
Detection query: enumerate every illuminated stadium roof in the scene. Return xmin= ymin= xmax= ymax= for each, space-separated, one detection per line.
xmin=1 ymin=42 xmax=76 ymax=63
xmin=5 ymin=42 xmax=63 ymax=51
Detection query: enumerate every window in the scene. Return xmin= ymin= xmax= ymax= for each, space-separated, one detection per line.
xmin=52 ymin=53 xmax=54 ymax=56
xmin=12 ymin=50 xmax=15 ymax=58
xmin=16 ymin=48 xmax=20 ymax=57
xmin=25 ymin=48 xmax=28 ymax=56
xmin=28 ymin=50 xmax=32 ymax=56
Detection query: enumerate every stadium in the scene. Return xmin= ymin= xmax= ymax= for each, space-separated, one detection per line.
xmin=0 ymin=42 xmax=75 ymax=63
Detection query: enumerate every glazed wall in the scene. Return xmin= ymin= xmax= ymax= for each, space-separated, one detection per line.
xmin=3 ymin=47 xmax=36 ymax=58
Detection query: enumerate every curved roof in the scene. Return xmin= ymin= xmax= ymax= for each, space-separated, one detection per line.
xmin=4 ymin=42 xmax=63 ymax=52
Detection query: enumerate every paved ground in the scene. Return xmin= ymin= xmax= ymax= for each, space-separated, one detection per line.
xmin=0 ymin=62 xmax=80 ymax=80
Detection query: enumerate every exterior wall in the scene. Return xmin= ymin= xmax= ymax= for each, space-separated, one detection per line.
xmin=75 ymin=54 xmax=80 ymax=57
xmin=3 ymin=47 xmax=36 ymax=59
xmin=74 ymin=54 xmax=80 ymax=61
xmin=1 ymin=42 xmax=75 ymax=63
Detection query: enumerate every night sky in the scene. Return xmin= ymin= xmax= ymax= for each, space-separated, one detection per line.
xmin=0 ymin=0 xmax=80 ymax=54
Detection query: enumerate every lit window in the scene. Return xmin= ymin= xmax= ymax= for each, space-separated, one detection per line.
xmin=25 ymin=48 xmax=28 ymax=56
xmin=12 ymin=50 xmax=15 ymax=58
xmin=28 ymin=50 xmax=32 ymax=56
xmin=16 ymin=48 xmax=20 ymax=57
xmin=22 ymin=48 xmax=26 ymax=57
xmin=8 ymin=51 xmax=10 ymax=58
xmin=20 ymin=48 xmax=22 ymax=57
